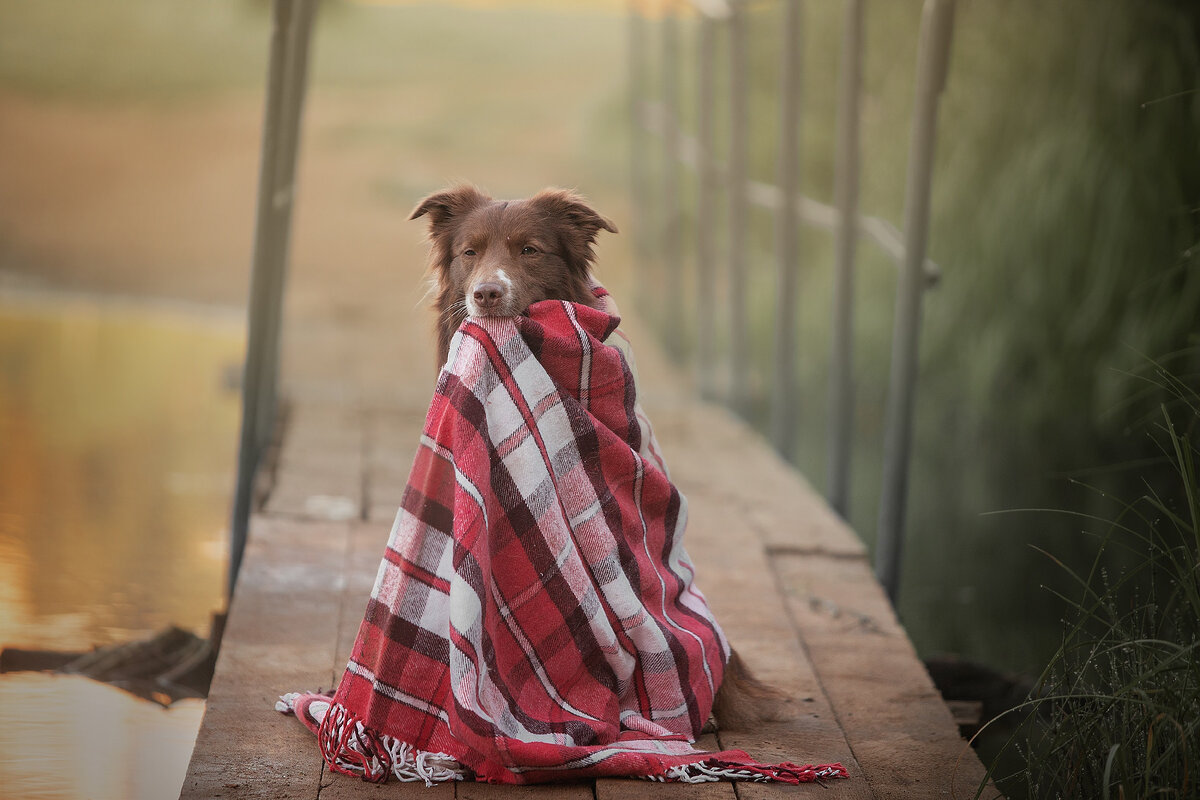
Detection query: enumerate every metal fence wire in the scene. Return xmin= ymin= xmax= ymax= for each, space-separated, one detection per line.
xmin=627 ymin=0 xmax=956 ymax=604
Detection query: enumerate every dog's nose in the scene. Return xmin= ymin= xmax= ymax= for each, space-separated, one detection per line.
xmin=472 ymin=282 xmax=506 ymax=309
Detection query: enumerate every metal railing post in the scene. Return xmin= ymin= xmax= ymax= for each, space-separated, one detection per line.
xmin=770 ymin=0 xmax=804 ymax=460
xmin=827 ymin=0 xmax=864 ymax=518
xmin=695 ymin=11 xmax=719 ymax=398
xmin=726 ymin=0 xmax=750 ymax=415
xmin=228 ymin=0 xmax=318 ymax=600
xmin=875 ymin=0 xmax=955 ymax=604
xmin=661 ymin=2 xmax=684 ymax=356
xmin=629 ymin=1 xmax=650 ymax=270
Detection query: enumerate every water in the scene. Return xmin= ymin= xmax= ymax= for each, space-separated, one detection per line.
xmin=0 ymin=291 xmax=243 ymax=800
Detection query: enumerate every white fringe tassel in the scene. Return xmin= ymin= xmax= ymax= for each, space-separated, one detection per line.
xmin=276 ymin=693 xmax=466 ymax=786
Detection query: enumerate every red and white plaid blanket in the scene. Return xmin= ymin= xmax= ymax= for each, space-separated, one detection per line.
xmin=279 ymin=290 xmax=846 ymax=785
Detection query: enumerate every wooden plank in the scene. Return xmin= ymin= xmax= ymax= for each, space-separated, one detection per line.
xmin=678 ymin=491 xmax=872 ymax=800
xmin=638 ymin=401 xmax=864 ymax=558
xmin=773 ymin=553 xmax=1001 ymax=799
xmin=596 ymin=734 xmax=729 ymax=800
xmin=180 ymin=516 xmax=351 ymax=799
xmin=363 ymin=408 xmax=421 ymax=523
xmin=458 ymin=782 xmax=592 ymax=800
xmin=320 ymin=775 xmax=452 ymax=799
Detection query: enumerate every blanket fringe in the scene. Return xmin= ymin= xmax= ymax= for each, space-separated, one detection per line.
xmin=279 ymin=693 xmax=845 ymax=786
xmin=655 ymin=760 xmax=849 ymax=784
xmin=277 ymin=693 xmax=466 ymax=785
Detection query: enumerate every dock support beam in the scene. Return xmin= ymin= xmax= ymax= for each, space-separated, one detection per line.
xmin=229 ymin=0 xmax=318 ymax=600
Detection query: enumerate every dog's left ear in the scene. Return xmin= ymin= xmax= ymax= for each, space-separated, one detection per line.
xmin=530 ymin=189 xmax=617 ymax=272
xmin=530 ymin=189 xmax=618 ymax=237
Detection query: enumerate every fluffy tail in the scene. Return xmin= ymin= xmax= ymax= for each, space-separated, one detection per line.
xmin=711 ymin=649 xmax=789 ymax=730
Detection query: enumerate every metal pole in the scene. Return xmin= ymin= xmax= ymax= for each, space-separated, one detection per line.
xmin=629 ymin=1 xmax=650 ymax=270
xmin=695 ymin=13 xmax=718 ymax=398
xmin=876 ymin=0 xmax=955 ymax=604
xmin=827 ymin=0 xmax=864 ymax=518
xmin=229 ymin=0 xmax=318 ymax=600
xmin=727 ymin=0 xmax=750 ymax=415
xmin=661 ymin=2 xmax=684 ymax=356
xmin=770 ymin=0 xmax=803 ymax=461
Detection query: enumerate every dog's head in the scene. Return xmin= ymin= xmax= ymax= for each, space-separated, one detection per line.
xmin=410 ymin=185 xmax=617 ymax=329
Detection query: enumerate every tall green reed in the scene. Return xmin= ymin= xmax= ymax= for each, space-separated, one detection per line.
xmin=980 ymin=363 xmax=1199 ymax=799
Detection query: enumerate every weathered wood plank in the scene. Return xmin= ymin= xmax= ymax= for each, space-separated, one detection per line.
xmin=320 ymin=776 xmax=453 ymax=799
xmin=676 ymin=492 xmax=873 ymax=800
xmin=660 ymin=403 xmax=865 ymax=558
xmin=180 ymin=517 xmax=351 ymax=800
xmin=773 ymin=553 xmax=1000 ymax=799
xmin=458 ymin=782 xmax=593 ymax=800
xmin=363 ymin=408 xmax=420 ymax=523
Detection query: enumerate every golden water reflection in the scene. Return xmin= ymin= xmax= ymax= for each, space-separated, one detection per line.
xmin=0 ymin=674 xmax=207 ymax=800
xmin=0 ymin=293 xmax=244 ymax=800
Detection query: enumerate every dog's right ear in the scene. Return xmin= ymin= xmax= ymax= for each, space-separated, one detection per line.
xmin=409 ymin=184 xmax=489 ymax=238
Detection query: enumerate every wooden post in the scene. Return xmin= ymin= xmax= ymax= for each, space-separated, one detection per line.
xmin=726 ymin=0 xmax=750 ymax=415
xmin=229 ymin=0 xmax=318 ymax=600
xmin=695 ymin=13 xmax=718 ymax=397
xmin=876 ymin=0 xmax=955 ymax=604
xmin=661 ymin=2 xmax=684 ymax=355
xmin=770 ymin=0 xmax=803 ymax=460
xmin=827 ymin=0 xmax=864 ymax=518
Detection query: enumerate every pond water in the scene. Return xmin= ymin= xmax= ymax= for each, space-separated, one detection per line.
xmin=0 ymin=291 xmax=243 ymax=800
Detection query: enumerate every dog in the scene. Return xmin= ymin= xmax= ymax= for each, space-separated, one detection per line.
xmin=410 ymin=184 xmax=783 ymax=730
xmin=410 ymin=184 xmax=614 ymax=367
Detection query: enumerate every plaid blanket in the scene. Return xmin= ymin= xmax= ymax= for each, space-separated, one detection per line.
xmin=279 ymin=290 xmax=846 ymax=785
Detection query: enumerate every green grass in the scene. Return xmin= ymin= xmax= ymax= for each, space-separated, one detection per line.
xmin=976 ymin=363 xmax=1200 ymax=798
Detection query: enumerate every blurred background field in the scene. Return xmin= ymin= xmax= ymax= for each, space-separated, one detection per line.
xmin=0 ymin=0 xmax=1197 ymax=798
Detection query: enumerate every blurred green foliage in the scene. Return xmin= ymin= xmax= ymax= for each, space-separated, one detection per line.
xmin=640 ymin=0 xmax=1200 ymax=677
xmin=984 ymin=370 xmax=1200 ymax=798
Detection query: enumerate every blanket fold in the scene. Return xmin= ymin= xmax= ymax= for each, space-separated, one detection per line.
xmin=280 ymin=290 xmax=846 ymax=785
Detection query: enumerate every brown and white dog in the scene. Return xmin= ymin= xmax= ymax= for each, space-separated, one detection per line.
xmin=410 ymin=184 xmax=615 ymax=367
xmin=409 ymin=184 xmax=783 ymax=729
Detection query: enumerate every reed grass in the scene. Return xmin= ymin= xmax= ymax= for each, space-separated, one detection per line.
xmin=979 ymin=362 xmax=1200 ymax=799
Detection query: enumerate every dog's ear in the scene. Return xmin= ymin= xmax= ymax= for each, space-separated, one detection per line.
xmin=409 ymin=184 xmax=489 ymax=239
xmin=530 ymin=189 xmax=618 ymax=237
xmin=530 ymin=189 xmax=617 ymax=272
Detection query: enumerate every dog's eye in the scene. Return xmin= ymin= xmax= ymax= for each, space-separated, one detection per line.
xmin=521 ymin=246 xmax=538 ymax=255
xmin=463 ymin=249 xmax=476 ymax=257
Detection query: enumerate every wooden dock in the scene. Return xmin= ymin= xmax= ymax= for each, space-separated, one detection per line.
xmin=179 ymin=283 xmax=997 ymax=797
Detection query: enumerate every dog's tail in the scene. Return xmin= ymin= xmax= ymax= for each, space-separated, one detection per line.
xmin=711 ymin=649 xmax=789 ymax=729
